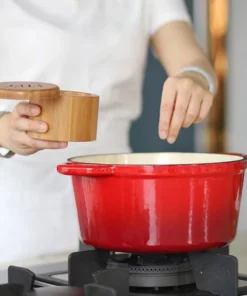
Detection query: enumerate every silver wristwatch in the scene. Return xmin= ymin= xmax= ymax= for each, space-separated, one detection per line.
xmin=0 ymin=111 xmax=15 ymax=158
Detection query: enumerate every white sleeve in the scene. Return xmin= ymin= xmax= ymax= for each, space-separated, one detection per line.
xmin=0 ymin=100 xmax=20 ymax=112
xmin=146 ymin=0 xmax=192 ymax=36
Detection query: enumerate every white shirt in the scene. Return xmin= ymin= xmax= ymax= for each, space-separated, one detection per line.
xmin=0 ymin=0 xmax=190 ymax=263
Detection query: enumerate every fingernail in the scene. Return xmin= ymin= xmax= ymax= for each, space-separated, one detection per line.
xmin=160 ymin=130 xmax=167 ymax=139
xmin=31 ymin=106 xmax=39 ymax=115
xmin=39 ymin=123 xmax=47 ymax=132
xmin=167 ymin=137 xmax=176 ymax=144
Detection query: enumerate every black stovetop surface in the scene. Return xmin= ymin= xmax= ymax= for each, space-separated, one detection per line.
xmin=0 ymin=283 xmax=241 ymax=296
xmin=1 ymin=247 xmax=247 ymax=296
xmin=2 ymin=281 xmax=247 ymax=296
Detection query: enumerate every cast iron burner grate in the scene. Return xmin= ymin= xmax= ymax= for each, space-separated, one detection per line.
xmin=67 ymin=249 xmax=239 ymax=296
xmin=107 ymin=253 xmax=194 ymax=288
xmin=4 ymin=247 xmax=247 ymax=296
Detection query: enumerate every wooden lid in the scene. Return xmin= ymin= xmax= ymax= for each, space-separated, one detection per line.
xmin=0 ymin=81 xmax=60 ymax=100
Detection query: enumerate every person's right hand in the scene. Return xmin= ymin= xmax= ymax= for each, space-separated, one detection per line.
xmin=0 ymin=102 xmax=68 ymax=155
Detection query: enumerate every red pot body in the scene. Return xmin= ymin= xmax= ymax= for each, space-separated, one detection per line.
xmin=57 ymin=153 xmax=247 ymax=253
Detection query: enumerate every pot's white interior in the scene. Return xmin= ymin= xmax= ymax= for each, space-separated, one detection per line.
xmin=70 ymin=153 xmax=243 ymax=165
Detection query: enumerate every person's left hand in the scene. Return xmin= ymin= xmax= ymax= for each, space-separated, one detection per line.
xmin=158 ymin=74 xmax=214 ymax=144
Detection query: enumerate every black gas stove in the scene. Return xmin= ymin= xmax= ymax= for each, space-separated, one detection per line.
xmin=1 ymin=247 xmax=247 ymax=296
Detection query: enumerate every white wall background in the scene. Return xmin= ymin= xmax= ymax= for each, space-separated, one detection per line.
xmin=226 ymin=0 xmax=247 ymax=248
xmin=203 ymin=0 xmax=247 ymax=263
xmin=193 ymin=0 xmax=209 ymax=153
xmin=193 ymin=0 xmax=247 ymax=265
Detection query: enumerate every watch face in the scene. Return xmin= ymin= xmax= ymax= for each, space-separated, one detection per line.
xmin=5 ymin=150 xmax=15 ymax=158
xmin=0 ymin=149 xmax=15 ymax=158
xmin=26 ymin=286 xmax=85 ymax=296
xmin=0 ymin=111 xmax=14 ymax=158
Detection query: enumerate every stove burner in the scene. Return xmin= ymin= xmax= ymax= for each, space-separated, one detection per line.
xmin=107 ymin=253 xmax=194 ymax=288
xmin=68 ymin=249 xmax=239 ymax=296
xmin=3 ymin=246 xmax=246 ymax=296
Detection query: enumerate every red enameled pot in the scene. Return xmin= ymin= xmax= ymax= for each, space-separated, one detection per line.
xmin=57 ymin=152 xmax=247 ymax=253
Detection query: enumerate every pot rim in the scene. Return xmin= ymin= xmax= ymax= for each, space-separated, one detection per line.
xmin=67 ymin=152 xmax=247 ymax=167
